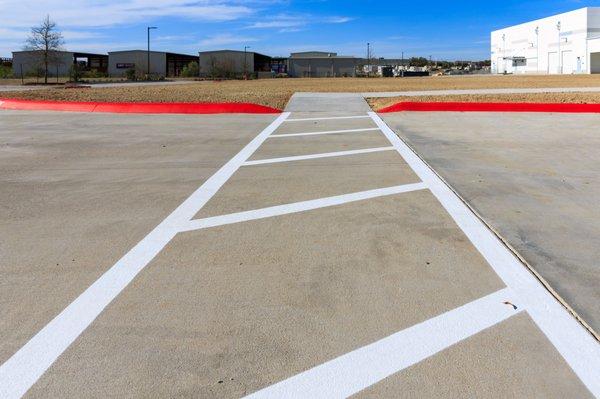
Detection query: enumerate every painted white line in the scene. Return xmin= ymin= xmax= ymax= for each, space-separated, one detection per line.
xmin=285 ymin=115 xmax=371 ymax=122
xmin=270 ymin=127 xmax=379 ymax=138
xmin=181 ymin=183 xmax=427 ymax=232
xmin=246 ymin=288 xmax=520 ymax=399
xmin=243 ymin=146 xmax=395 ymax=166
xmin=369 ymin=112 xmax=600 ymax=396
xmin=0 ymin=112 xmax=291 ymax=399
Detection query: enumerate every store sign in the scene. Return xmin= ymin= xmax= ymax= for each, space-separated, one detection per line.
xmin=116 ymin=63 xmax=135 ymax=69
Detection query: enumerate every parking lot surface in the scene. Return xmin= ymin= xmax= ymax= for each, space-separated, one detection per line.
xmin=1 ymin=101 xmax=599 ymax=398
xmin=381 ymin=111 xmax=600 ymax=335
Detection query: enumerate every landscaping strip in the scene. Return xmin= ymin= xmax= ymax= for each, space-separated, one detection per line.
xmin=0 ymin=98 xmax=282 ymax=114
xmin=379 ymin=101 xmax=600 ymax=113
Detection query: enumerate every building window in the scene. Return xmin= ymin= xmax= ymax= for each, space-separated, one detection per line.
xmin=512 ymin=58 xmax=527 ymax=67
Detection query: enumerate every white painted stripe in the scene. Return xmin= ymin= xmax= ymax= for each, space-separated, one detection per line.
xmin=369 ymin=112 xmax=600 ymax=396
xmin=285 ymin=115 xmax=371 ymax=122
xmin=181 ymin=183 xmax=427 ymax=232
xmin=0 ymin=112 xmax=291 ymax=399
xmin=243 ymin=146 xmax=395 ymax=166
xmin=246 ymin=288 xmax=520 ymax=399
xmin=270 ymin=127 xmax=379 ymax=138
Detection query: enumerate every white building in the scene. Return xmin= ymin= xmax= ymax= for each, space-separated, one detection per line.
xmin=491 ymin=7 xmax=600 ymax=74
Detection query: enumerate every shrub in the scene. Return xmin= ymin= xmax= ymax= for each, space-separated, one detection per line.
xmin=82 ymin=69 xmax=107 ymax=79
xmin=125 ymin=68 xmax=137 ymax=81
xmin=69 ymin=64 xmax=82 ymax=82
xmin=0 ymin=65 xmax=12 ymax=78
xmin=181 ymin=61 xmax=199 ymax=77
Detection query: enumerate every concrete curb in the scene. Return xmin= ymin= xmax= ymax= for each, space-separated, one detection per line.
xmin=0 ymin=98 xmax=282 ymax=114
xmin=379 ymin=101 xmax=600 ymax=113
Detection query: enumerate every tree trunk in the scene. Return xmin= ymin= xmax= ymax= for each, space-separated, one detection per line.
xmin=44 ymin=60 xmax=48 ymax=84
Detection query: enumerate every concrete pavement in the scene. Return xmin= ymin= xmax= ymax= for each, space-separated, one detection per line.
xmin=1 ymin=98 xmax=599 ymax=398
xmin=381 ymin=111 xmax=600 ymax=336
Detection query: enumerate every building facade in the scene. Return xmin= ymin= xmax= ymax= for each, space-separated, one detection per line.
xmin=198 ymin=50 xmax=272 ymax=78
xmin=491 ymin=7 xmax=600 ymax=74
xmin=287 ymin=52 xmax=357 ymax=77
xmin=108 ymin=50 xmax=197 ymax=77
xmin=12 ymin=50 xmax=107 ymax=77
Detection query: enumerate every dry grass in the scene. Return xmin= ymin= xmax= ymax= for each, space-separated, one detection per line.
xmin=3 ymin=75 xmax=600 ymax=110
xmin=368 ymin=92 xmax=600 ymax=111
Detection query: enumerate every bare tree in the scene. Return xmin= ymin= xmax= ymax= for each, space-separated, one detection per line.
xmin=25 ymin=15 xmax=64 ymax=84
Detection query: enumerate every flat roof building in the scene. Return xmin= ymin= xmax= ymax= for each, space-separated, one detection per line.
xmin=108 ymin=50 xmax=197 ymax=77
xmin=491 ymin=7 xmax=600 ymax=74
xmin=287 ymin=51 xmax=357 ymax=77
xmin=12 ymin=50 xmax=108 ymax=77
xmin=198 ymin=50 xmax=272 ymax=78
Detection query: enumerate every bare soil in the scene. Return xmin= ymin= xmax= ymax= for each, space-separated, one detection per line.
xmin=368 ymin=92 xmax=600 ymax=111
xmin=3 ymin=75 xmax=600 ymax=110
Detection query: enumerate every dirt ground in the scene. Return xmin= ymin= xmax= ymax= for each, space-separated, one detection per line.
xmin=368 ymin=92 xmax=600 ymax=110
xmin=3 ymin=75 xmax=600 ymax=109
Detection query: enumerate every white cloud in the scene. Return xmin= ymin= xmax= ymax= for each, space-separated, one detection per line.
xmin=325 ymin=16 xmax=354 ymax=24
xmin=246 ymin=14 xmax=307 ymax=29
xmin=198 ymin=34 xmax=258 ymax=47
xmin=245 ymin=13 xmax=354 ymax=31
xmin=0 ymin=0 xmax=257 ymax=28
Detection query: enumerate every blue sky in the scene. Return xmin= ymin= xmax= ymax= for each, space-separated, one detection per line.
xmin=1 ymin=0 xmax=598 ymax=60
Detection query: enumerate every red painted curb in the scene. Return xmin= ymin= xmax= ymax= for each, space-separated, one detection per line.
xmin=0 ymin=98 xmax=281 ymax=114
xmin=378 ymin=101 xmax=600 ymax=114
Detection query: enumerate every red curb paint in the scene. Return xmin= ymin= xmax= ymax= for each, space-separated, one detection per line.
xmin=0 ymin=98 xmax=281 ymax=114
xmin=378 ymin=101 xmax=600 ymax=114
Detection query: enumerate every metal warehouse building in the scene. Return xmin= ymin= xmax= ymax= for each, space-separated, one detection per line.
xmin=198 ymin=50 xmax=273 ymax=78
xmin=108 ymin=50 xmax=197 ymax=77
xmin=12 ymin=50 xmax=108 ymax=77
xmin=287 ymin=52 xmax=357 ymax=77
xmin=491 ymin=7 xmax=600 ymax=74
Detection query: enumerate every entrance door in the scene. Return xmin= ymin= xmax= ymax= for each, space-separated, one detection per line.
xmin=548 ymin=52 xmax=558 ymax=74
xmin=497 ymin=57 xmax=504 ymax=74
xmin=561 ymin=50 xmax=573 ymax=74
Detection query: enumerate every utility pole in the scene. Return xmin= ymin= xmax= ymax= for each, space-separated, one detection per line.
xmin=502 ymin=33 xmax=506 ymax=73
xmin=147 ymin=26 xmax=157 ymax=76
xmin=535 ymin=26 xmax=539 ymax=73
xmin=557 ymin=21 xmax=561 ymax=74
xmin=401 ymin=51 xmax=404 ymax=77
xmin=367 ymin=42 xmax=370 ymax=76
xmin=244 ymin=45 xmax=250 ymax=79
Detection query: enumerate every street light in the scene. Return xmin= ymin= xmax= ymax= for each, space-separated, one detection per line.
xmin=244 ymin=45 xmax=250 ymax=79
xmin=502 ymin=33 xmax=506 ymax=73
xmin=556 ymin=21 xmax=561 ymax=74
xmin=147 ymin=26 xmax=157 ymax=76
xmin=535 ymin=26 xmax=539 ymax=73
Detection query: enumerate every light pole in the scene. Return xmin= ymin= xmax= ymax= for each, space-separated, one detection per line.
xmin=502 ymin=33 xmax=506 ymax=73
xmin=147 ymin=26 xmax=157 ymax=76
xmin=367 ymin=43 xmax=370 ymax=76
xmin=401 ymin=51 xmax=404 ymax=77
xmin=244 ymin=45 xmax=250 ymax=79
xmin=556 ymin=21 xmax=561 ymax=74
xmin=535 ymin=26 xmax=539 ymax=73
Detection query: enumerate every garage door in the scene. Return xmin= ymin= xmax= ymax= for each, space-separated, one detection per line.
xmin=548 ymin=52 xmax=559 ymax=74
xmin=591 ymin=52 xmax=600 ymax=74
xmin=561 ymin=50 xmax=573 ymax=74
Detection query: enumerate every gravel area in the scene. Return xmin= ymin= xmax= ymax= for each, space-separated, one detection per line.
xmin=3 ymin=75 xmax=600 ymax=110
xmin=368 ymin=92 xmax=600 ymax=111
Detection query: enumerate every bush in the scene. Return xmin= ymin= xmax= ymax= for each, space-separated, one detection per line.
xmin=125 ymin=68 xmax=136 ymax=81
xmin=181 ymin=61 xmax=199 ymax=77
xmin=81 ymin=69 xmax=107 ymax=79
xmin=0 ymin=65 xmax=12 ymax=78
xmin=69 ymin=64 xmax=82 ymax=82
